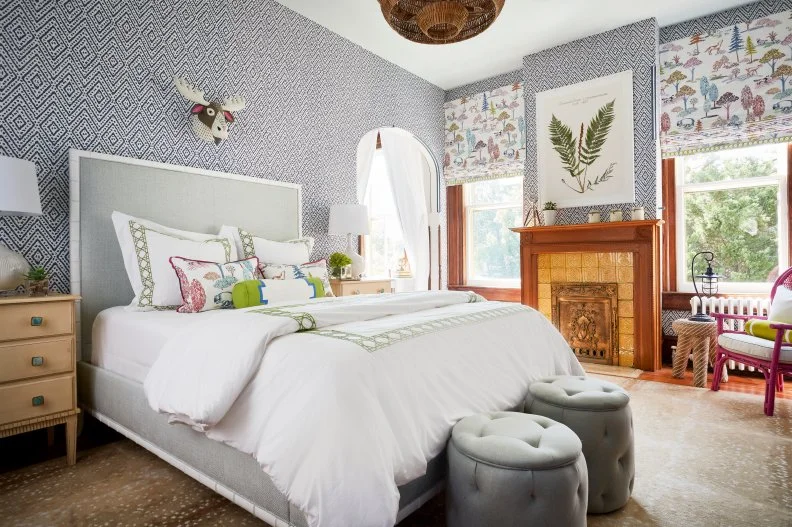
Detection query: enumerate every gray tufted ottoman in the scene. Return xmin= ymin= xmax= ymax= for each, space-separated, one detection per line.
xmin=524 ymin=376 xmax=635 ymax=514
xmin=446 ymin=411 xmax=588 ymax=527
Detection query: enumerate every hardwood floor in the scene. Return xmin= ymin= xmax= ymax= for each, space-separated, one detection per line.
xmin=640 ymin=366 xmax=792 ymax=400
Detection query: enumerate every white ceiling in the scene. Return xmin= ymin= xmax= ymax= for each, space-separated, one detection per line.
xmin=275 ymin=0 xmax=755 ymax=90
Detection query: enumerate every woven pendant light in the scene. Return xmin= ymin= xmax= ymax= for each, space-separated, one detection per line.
xmin=379 ymin=0 xmax=505 ymax=45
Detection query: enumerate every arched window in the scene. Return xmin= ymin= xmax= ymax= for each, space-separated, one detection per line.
xmin=363 ymin=149 xmax=409 ymax=278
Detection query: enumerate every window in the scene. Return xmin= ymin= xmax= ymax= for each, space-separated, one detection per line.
xmin=463 ymin=176 xmax=523 ymax=287
xmin=363 ymin=150 xmax=408 ymax=278
xmin=675 ymin=144 xmax=788 ymax=293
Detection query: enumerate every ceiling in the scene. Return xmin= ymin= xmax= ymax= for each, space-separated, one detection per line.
xmin=275 ymin=0 xmax=754 ymax=90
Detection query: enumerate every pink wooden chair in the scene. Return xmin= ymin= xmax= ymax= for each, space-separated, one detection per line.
xmin=712 ymin=267 xmax=792 ymax=416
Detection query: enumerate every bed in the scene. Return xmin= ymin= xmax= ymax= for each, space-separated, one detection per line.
xmin=71 ymin=149 xmax=583 ymax=527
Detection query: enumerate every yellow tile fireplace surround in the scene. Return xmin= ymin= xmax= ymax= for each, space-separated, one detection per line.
xmin=537 ymin=252 xmax=635 ymax=367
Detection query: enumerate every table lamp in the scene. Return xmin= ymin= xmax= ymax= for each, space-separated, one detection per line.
xmin=328 ymin=204 xmax=369 ymax=279
xmin=689 ymin=251 xmax=720 ymax=323
xmin=0 ymin=155 xmax=41 ymax=291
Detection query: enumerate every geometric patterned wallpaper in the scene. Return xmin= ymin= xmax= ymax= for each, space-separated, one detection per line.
xmin=662 ymin=309 xmax=692 ymax=336
xmin=0 ymin=0 xmax=445 ymax=293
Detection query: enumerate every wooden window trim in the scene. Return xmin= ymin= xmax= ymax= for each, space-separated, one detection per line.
xmin=661 ymin=158 xmax=677 ymax=292
xmin=447 ymin=185 xmax=465 ymax=286
xmin=447 ymin=284 xmax=521 ymax=302
xmin=661 ymin=144 xmax=792 ymax=310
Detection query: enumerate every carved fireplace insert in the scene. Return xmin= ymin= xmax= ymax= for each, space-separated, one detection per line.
xmin=552 ymin=283 xmax=619 ymax=365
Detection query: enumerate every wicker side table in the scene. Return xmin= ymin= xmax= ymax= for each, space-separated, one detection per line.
xmin=671 ymin=319 xmax=728 ymax=388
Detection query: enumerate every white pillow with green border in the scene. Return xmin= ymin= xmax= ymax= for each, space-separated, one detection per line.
xmin=219 ymin=225 xmax=313 ymax=265
xmin=112 ymin=212 xmax=237 ymax=310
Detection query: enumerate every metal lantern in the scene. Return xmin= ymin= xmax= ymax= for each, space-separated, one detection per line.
xmin=689 ymin=251 xmax=721 ymax=323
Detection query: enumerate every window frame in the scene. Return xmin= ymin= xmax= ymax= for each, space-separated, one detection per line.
xmin=462 ymin=177 xmax=523 ymax=288
xmin=664 ymin=144 xmax=791 ymax=296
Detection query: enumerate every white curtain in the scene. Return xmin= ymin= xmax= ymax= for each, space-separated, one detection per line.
xmin=356 ymin=130 xmax=378 ymax=204
xmin=380 ymin=128 xmax=430 ymax=291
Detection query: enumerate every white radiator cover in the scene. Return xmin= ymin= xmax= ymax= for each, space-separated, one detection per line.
xmin=690 ymin=296 xmax=771 ymax=371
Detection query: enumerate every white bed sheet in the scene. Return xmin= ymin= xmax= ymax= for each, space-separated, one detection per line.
xmin=91 ymin=306 xmax=226 ymax=383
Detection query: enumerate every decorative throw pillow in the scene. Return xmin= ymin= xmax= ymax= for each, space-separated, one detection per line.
xmin=112 ymin=212 xmax=238 ymax=310
xmin=231 ymin=278 xmax=325 ymax=308
xmin=259 ymin=259 xmax=335 ymax=297
xmin=769 ymin=286 xmax=792 ymax=323
xmin=744 ymin=318 xmax=792 ymax=344
xmin=219 ymin=225 xmax=314 ymax=265
xmin=170 ymin=256 xmax=259 ymax=313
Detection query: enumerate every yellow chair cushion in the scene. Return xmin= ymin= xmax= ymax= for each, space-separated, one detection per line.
xmin=744 ymin=319 xmax=792 ymax=344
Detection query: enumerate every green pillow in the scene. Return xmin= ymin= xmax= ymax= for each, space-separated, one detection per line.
xmin=232 ymin=278 xmax=325 ymax=308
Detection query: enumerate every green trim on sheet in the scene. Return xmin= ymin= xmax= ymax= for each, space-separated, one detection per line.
xmin=248 ymin=305 xmax=318 ymax=331
xmin=313 ymin=304 xmax=529 ymax=352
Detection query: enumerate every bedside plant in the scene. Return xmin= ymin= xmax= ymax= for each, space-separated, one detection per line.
xmin=328 ymin=252 xmax=352 ymax=279
xmin=543 ymin=202 xmax=558 ymax=226
xmin=23 ymin=266 xmax=50 ymax=296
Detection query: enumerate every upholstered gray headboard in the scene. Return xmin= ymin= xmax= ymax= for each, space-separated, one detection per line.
xmin=69 ymin=149 xmax=302 ymax=360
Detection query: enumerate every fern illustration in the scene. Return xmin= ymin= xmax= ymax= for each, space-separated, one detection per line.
xmin=549 ymin=100 xmax=616 ymax=194
xmin=549 ymin=115 xmax=581 ymax=180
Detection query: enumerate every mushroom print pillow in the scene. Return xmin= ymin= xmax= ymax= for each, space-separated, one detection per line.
xmin=170 ymin=256 xmax=259 ymax=313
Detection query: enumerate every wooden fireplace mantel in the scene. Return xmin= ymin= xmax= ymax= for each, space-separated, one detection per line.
xmin=510 ymin=220 xmax=663 ymax=371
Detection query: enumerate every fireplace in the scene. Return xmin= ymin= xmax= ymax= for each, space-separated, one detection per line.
xmin=511 ymin=220 xmax=662 ymax=371
xmin=552 ymin=283 xmax=619 ymax=365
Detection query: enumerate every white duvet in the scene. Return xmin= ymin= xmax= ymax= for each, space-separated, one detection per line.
xmin=144 ymin=291 xmax=583 ymax=527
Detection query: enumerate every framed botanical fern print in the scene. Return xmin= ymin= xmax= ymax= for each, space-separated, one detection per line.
xmin=536 ymin=70 xmax=635 ymax=208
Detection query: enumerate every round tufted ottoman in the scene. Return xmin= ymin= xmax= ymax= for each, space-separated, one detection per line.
xmin=446 ymin=411 xmax=588 ymax=527
xmin=524 ymin=375 xmax=634 ymax=514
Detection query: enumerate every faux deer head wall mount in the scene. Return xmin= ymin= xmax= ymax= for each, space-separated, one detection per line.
xmin=174 ymin=76 xmax=246 ymax=145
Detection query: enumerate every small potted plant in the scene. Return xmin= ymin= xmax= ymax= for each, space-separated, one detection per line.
xmin=23 ymin=266 xmax=50 ymax=296
xmin=543 ymin=202 xmax=558 ymax=226
xmin=328 ymin=252 xmax=352 ymax=280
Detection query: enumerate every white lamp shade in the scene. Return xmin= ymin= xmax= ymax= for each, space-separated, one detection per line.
xmin=328 ymin=204 xmax=370 ymax=235
xmin=0 ymin=156 xmax=41 ymax=216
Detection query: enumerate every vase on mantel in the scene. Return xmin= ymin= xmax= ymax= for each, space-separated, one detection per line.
xmin=543 ymin=210 xmax=557 ymax=226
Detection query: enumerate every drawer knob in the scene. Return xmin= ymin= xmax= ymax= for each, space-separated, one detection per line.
xmin=30 ymin=316 xmax=44 ymax=326
xmin=31 ymin=356 xmax=44 ymax=366
xmin=32 ymin=395 xmax=44 ymax=406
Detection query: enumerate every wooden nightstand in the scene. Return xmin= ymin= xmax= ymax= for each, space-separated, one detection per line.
xmin=0 ymin=293 xmax=80 ymax=465
xmin=330 ymin=278 xmax=394 ymax=297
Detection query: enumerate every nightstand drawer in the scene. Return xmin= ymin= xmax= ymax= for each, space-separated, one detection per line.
xmin=0 ymin=337 xmax=74 ymax=383
xmin=352 ymin=282 xmax=390 ymax=295
xmin=332 ymin=280 xmax=392 ymax=296
xmin=0 ymin=376 xmax=74 ymax=425
xmin=0 ymin=301 xmax=73 ymax=342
